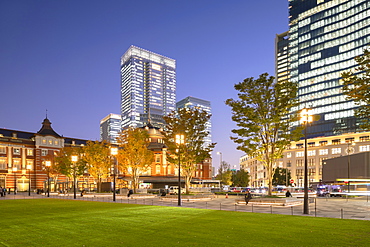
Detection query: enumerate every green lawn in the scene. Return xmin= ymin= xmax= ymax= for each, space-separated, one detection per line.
xmin=0 ymin=199 xmax=369 ymax=246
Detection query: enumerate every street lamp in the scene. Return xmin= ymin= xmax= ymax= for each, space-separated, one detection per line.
xmin=71 ymin=155 xmax=78 ymax=199
xmin=27 ymin=164 xmax=32 ymax=196
xmin=111 ymin=147 xmax=118 ymax=202
xmin=13 ymin=167 xmax=17 ymax=195
xmin=175 ymin=134 xmax=185 ymax=206
xmin=300 ymin=108 xmax=313 ymax=215
xmin=45 ymin=161 xmax=51 ymax=197
xmin=346 ymin=142 xmax=355 ymax=194
xmin=217 ymin=152 xmax=222 ymax=190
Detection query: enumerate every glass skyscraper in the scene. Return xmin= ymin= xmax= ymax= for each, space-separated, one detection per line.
xmin=120 ymin=45 xmax=176 ymax=129
xmin=100 ymin=113 xmax=121 ymax=143
xmin=289 ymin=0 xmax=370 ymax=137
xmin=275 ymin=31 xmax=290 ymax=84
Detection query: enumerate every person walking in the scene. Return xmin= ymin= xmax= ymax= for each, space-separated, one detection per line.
xmin=244 ymin=191 xmax=252 ymax=205
xmin=286 ymin=190 xmax=292 ymax=197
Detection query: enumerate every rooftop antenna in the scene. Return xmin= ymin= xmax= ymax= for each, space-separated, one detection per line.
xmin=46 ymin=109 xmax=48 ymax=119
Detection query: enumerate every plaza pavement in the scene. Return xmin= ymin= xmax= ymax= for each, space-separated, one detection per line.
xmin=2 ymin=192 xmax=370 ymax=221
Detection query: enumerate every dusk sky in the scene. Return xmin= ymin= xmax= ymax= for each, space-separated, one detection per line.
xmin=0 ymin=0 xmax=289 ymax=170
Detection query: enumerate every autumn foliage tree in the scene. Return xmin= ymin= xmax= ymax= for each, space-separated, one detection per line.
xmin=82 ymin=140 xmax=111 ymax=193
xmin=341 ymin=47 xmax=370 ymax=130
xmin=226 ymin=73 xmax=301 ymax=196
xmin=162 ymin=107 xmax=216 ymax=194
xmin=116 ymin=127 xmax=154 ymax=193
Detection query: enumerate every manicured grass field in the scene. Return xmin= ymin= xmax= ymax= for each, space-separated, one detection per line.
xmin=0 ymin=199 xmax=369 ymax=246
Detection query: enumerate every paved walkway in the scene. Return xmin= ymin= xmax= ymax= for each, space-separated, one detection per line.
xmin=2 ymin=192 xmax=370 ymax=220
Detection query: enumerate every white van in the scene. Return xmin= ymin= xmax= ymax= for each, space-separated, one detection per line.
xmin=169 ymin=186 xmax=185 ymax=194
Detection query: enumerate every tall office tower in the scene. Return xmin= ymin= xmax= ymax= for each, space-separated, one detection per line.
xmin=100 ymin=113 xmax=121 ymax=143
xmin=289 ymin=0 xmax=370 ymax=137
xmin=120 ymin=45 xmax=176 ymax=129
xmin=176 ymin=96 xmax=212 ymax=146
xmin=275 ymin=31 xmax=290 ymax=83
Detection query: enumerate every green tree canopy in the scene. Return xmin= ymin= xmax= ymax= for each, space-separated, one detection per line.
xmin=116 ymin=127 xmax=154 ymax=193
xmin=272 ymin=168 xmax=291 ymax=186
xmin=215 ymin=161 xmax=232 ymax=186
xmin=341 ymin=47 xmax=370 ymax=130
xmin=162 ymin=107 xmax=216 ymax=194
xmin=82 ymin=140 xmax=111 ymax=193
xmin=226 ymin=73 xmax=302 ymax=196
xmin=232 ymin=169 xmax=250 ymax=187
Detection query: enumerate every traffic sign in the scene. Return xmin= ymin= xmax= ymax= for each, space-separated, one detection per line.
xmin=290 ymin=179 xmax=294 ymax=184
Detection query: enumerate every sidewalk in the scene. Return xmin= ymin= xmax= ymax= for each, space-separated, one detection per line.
xmin=2 ymin=192 xmax=370 ymax=220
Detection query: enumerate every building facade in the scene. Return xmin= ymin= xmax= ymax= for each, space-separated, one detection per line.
xmin=120 ymin=45 xmax=176 ymax=129
xmin=176 ymin=96 xmax=212 ymax=147
xmin=275 ymin=31 xmax=290 ymax=84
xmin=240 ymin=131 xmax=370 ymax=188
xmin=0 ymin=118 xmax=89 ymax=193
xmin=100 ymin=113 xmax=121 ymax=143
xmin=289 ymin=0 xmax=370 ymax=137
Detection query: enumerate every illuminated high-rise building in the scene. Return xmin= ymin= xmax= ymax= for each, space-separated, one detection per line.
xmin=120 ymin=45 xmax=176 ymax=129
xmin=100 ymin=113 xmax=121 ymax=143
xmin=289 ymin=0 xmax=370 ymax=137
xmin=275 ymin=31 xmax=290 ymax=84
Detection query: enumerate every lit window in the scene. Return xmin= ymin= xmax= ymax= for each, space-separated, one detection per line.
xmin=0 ymin=146 xmax=6 ymax=154
xmin=359 ymin=145 xmax=370 ymax=152
xmin=41 ymin=150 xmax=48 ymax=156
xmin=332 ymin=148 xmax=341 ymax=154
xmin=319 ymin=149 xmax=328 ymax=155
xmin=286 ymin=152 xmax=292 ymax=158
xmin=296 ymin=151 xmax=304 ymax=157
xmin=13 ymin=148 xmax=20 ymax=155
xmin=27 ymin=149 xmax=34 ymax=156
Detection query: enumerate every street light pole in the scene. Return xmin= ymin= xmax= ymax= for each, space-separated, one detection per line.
xmin=217 ymin=152 xmax=222 ymax=190
xmin=27 ymin=164 xmax=31 ymax=196
xmin=45 ymin=161 xmax=51 ymax=197
xmin=13 ymin=167 xmax=17 ymax=195
xmin=176 ymin=134 xmax=185 ymax=206
xmin=346 ymin=142 xmax=355 ymax=194
xmin=111 ymin=147 xmax=118 ymax=202
xmin=71 ymin=155 xmax=78 ymax=199
xmin=301 ymin=108 xmax=312 ymax=215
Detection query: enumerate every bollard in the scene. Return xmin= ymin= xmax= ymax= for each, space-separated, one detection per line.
xmin=291 ymin=206 xmax=293 ymax=216
xmin=315 ymin=198 xmax=317 ymax=217
xmin=220 ymin=203 xmax=222 ymax=210
xmin=152 ymin=199 xmax=154 ymax=206
xmin=206 ymin=201 xmax=208 ymax=209
xmin=235 ymin=204 xmax=237 ymax=211
xmin=341 ymin=208 xmax=343 ymax=219
xmin=270 ymin=205 xmax=272 ymax=214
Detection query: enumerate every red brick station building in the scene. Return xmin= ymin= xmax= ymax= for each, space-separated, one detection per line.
xmin=0 ymin=118 xmax=213 ymax=193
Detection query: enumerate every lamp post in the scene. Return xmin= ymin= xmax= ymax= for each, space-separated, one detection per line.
xmin=13 ymin=167 xmax=17 ymax=194
xmin=111 ymin=147 xmax=118 ymax=202
xmin=45 ymin=161 xmax=51 ymax=197
xmin=71 ymin=155 xmax=78 ymax=199
xmin=27 ymin=164 xmax=31 ymax=196
xmin=217 ymin=152 xmax=222 ymax=190
xmin=175 ymin=134 xmax=185 ymax=206
xmin=300 ymin=108 xmax=312 ymax=215
xmin=346 ymin=142 xmax=355 ymax=194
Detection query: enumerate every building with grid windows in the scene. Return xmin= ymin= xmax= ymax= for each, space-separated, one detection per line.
xmin=100 ymin=113 xmax=121 ymax=143
xmin=120 ymin=46 xmax=176 ymax=129
xmin=275 ymin=31 xmax=290 ymax=83
xmin=289 ymin=0 xmax=370 ymax=137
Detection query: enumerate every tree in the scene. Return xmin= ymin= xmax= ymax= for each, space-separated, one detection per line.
xmin=116 ymin=127 xmax=154 ymax=193
xmin=272 ymin=167 xmax=291 ymax=186
xmin=162 ymin=107 xmax=216 ymax=194
xmin=232 ymin=169 xmax=250 ymax=187
xmin=54 ymin=146 xmax=87 ymax=196
xmin=341 ymin=47 xmax=370 ymax=130
xmin=226 ymin=73 xmax=302 ymax=196
xmin=215 ymin=161 xmax=232 ymax=187
xmin=82 ymin=140 xmax=111 ymax=193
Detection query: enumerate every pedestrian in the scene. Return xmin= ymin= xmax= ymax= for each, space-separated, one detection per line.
xmin=286 ymin=190 xmax=292 ymax=197
xmin=0 ymin=187 xmax=3 ymax=197
xmin=244 ymin=191 xmax=252 ymax=205
xmin=127 ymin=189 xmax=133 ymax=197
